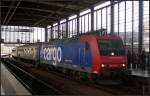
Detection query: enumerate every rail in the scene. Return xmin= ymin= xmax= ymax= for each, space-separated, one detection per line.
xmin=2 ymin=58 xmax=63 ymax=95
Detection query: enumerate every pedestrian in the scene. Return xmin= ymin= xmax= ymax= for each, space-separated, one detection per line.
xmin=140 ymin=50 xmax=146 ymax=71
xmin=145 ymin=52 xmax=149 ymax=70
xmin=132 ymin=51 xmax=137 ymax=69
xmin=148 ymin=52 xmax=150 ymax=71
xmin=127 ymin=50 xmax=131 ymax=69
xmin=137 ymin=53 xmax=140 ymax=69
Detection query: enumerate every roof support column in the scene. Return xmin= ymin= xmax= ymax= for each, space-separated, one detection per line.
xmin=51 ymin=25 xmax=53 ymax=40
xmin=91 ymin=5 xmax=94 ymax=33
xmin=77 ymin=12 xmax=80 ymax=35
xmin=110 ymin=0 xmax=114 ymax=35
xmin=66 ymin=17 xmax=68 ymax=38
xmin=58 ymin=21 xmax=60 ymax=39
xmin=0 ymin=0 xmax=1 ymax=41
xmin=149 ymin=36 xmax=150 ymax=96
xmin=45 ymin=26 xmax=48 ymax=42
xmin=138 ymin=0 xmax=143 ymax=54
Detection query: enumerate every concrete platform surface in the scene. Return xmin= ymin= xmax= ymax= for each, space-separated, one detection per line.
xmin=1 ymin=62 xmax=31 ymax=95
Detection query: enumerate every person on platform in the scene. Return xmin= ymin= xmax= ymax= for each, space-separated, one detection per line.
xmin=140 ymin=50 xmax=146 ymax=71
xmin=132 ymin=51 xmax=137 ymax=69
xmin=127 ymin=50 xmax=131 ymax=69
xmin=145 ymin=52 xmax=149 ymax=70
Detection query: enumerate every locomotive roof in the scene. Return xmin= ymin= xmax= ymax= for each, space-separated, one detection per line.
xmin=98 ymin=35 xmax=122 ymax=40
xmin=16 ymin=34 xmax=122 ymax=48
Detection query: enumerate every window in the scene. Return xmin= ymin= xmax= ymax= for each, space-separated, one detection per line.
xmin=98 ymin=39 xmax=125 ymax=56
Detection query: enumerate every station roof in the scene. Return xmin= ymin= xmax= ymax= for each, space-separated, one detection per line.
xmin=1 ymin=0 xmax=106 ymax=27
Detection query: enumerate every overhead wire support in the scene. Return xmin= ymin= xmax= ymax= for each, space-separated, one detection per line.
xmin=3 ymin=1 xmax=15 ymax=24
xmin=5 ymin=0 xmax=22 ymax=24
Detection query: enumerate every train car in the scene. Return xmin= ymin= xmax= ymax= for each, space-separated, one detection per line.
xmin=14 ymin=44 xmax=41 ymax=65
xmin=40 ymin=40 xmax=91 ymax=72
xmin=11 ymin=29 xmax=127 ymax=80
xmin=40 ymin=34 xmax=127 ymax=79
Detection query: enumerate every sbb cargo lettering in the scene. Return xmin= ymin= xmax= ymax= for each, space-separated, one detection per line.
xmin=43 ymin=47 xmax=62 ymax=65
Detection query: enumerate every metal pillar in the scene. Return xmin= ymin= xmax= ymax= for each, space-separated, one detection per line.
xmin=51 ymin=25 xmax=53 ymax=40
xmin=9 ymin=26 xmax=11 ymax=42
xmin=66 ymin=17 xmax=68 ymax=38
xmin=101 ymin=10 xmax=102 ymax=30
xmin=131 ymin=1 xmax=134 ymax=64
xmin=138 ymin=0 xmax=143 ymax=54
xmin=0 ymin=0 xmax=1 ymax=25
xmin=149 ymin=49 xmax=150 ymax=96
xmin=124 ymin=1 xmax=127 ymax=46
xmin=58 ymin=21 xmax=60 ymax=39
xmin=77 ymin=12 xmax=79 ymax=35
xmin=0 ymin=0 xmax=1 ymax=48
xmin=117 ymin=2 xmax=120 ymax=36
xmin=91 ymin=5 xmax=94 ymax=33
xmin=149 ymin=10 xmax=150 ymax=96
xmin=0 ymin=0 xmax=1 ymax=41
xmin=29 ymin=26 xmax=31 ymax=43
xmin=110 ymin=0 xmax=114 ymax=35
xmin=45 ymin=27 xmax=48 ymax=42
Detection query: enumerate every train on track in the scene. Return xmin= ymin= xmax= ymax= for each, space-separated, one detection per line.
xmin=11 ymin=30 xmax=128 ymax=80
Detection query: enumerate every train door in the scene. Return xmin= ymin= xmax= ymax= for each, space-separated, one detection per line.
xmin=79 ymin=44 xmax=85 ymax=68
xmin=79 ymin=42 xmax=91 ymax=69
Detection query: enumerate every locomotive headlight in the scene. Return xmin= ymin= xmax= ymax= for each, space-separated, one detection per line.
xmin=101 ymin=64 xmax=105 ymax=68
xmin=122 ymin=64 xmax=126 ymax=67
xmin=111 ymin=52 xmax=114 ymax=56
xmin=93 ymin=71 xmax=98 ymax=74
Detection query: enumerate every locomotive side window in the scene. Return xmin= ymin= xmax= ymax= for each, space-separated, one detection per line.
xmin=97 ymin=39 xmax=125 ymax=56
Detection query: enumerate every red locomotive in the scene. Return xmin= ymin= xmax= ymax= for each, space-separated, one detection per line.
xmin=12 ymin=30 xmax=127 ymax=81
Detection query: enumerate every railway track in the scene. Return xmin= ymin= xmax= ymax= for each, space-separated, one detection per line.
xmin=41 ymin=68 xmax=148 ymax=95
xmin=1 ymin=58 xmax=63 ymax=95
xmin=3 ymin=57 xmax=148 ymax=95
xmin=49 ymin=68 xmax=144 ymax=95
xmin=2 ymin=58 xmax=113 ymax=95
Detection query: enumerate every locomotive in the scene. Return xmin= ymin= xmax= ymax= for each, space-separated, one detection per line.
xmin=11 ymin=31 xmax=127 ymax=80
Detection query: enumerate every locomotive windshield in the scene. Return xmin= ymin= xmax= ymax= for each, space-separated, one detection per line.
xmin=98 ymin=39 xmax=125 ymax=56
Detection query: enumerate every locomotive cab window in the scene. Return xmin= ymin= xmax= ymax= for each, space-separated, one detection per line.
xmin=97 ymin=39 xmax=125 ymax=56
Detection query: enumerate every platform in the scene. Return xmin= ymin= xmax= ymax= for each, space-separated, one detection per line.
xmin=131 ymin=69 xmax=149 ymax=78
xmin=1 ymin=62 xmax=31 ymax=95
xmin=127 ymin=63 xmax=149 ymax=78
xmin=1 ymin=86 xmax=5 ymax=95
